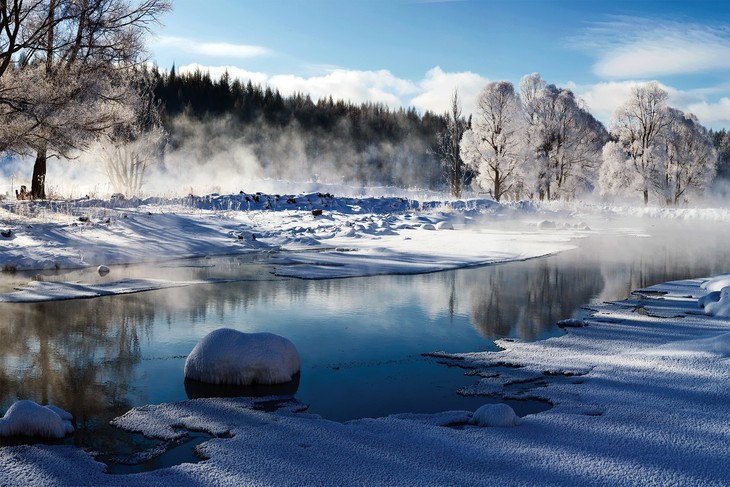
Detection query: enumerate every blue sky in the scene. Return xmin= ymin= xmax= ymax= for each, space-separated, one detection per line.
xmin=151 ymin=0 xmax=730 ymax=128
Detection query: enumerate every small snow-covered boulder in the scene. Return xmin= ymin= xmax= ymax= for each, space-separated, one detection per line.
xmin=184 ymin=328 xmax=300 ymax=386
xmin=537 ymin=220 xmax=556 ymax=230
xmin=0 ymin=400 xmax=74 ymax=438
xmin=469 ymin=403 xmax=522 ymax=427
xmin=704 ymin=286 xmax=730 ymax=317
xmin=435 ymin=221 xmax=454 ymax=230
xmin=698 ymin=290 xmax=721 ymax=309
xmin=420 ymin=223 xmax=436 ymax=231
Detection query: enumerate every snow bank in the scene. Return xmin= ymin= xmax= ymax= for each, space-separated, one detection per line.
xmin=184 ymin=328 xmax=300 ymax=385
xmin=699 ymin=275 xmax=730 ymax=317
xmin=469 ymin=403 xmax=522 ymax=427
xmin=0 ymin=400 xmax=74 ymax=438
xmin=1 ymin=276 xmax=730 ymax=485
xmin=0 ymin=278 xmax=192 ymax=303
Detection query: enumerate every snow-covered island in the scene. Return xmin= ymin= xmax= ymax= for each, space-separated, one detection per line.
xmin=1 ymin=188 xmax=729 ymax=485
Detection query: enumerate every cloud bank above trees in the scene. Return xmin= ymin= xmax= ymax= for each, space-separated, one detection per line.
xmin=172 ymin=62 xmax=730 ymax=130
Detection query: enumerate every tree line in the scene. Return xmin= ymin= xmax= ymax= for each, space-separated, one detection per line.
xmin=149 ymin=65 xmax=448 ymax=189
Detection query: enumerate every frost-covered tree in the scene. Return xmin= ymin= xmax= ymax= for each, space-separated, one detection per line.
xmin=520 ymin=74 xmax=607 ymax=200
xmin=656 ymin=108 xmax=716 ymax=205
xmin=434 ymin=90 xmax=468 ymax=198
xmin=0 ymin=0 xmax=170 ymax=199
xmin=599 ymin=82 xmax=672 ymax=205
xmin=460 ymin=81 xmax=524 ymax=202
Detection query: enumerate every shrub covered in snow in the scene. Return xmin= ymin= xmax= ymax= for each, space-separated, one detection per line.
xmin=469 ymin=403 xmax=522 ymax=427
xmin=184 ymin=328 xmax=300 ymax=386
xmin=0 ymin=400 xmax=74 ymax=438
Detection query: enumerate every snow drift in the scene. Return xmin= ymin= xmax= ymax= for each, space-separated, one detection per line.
xmin=184 ymin=328 xmax=300 ymax=385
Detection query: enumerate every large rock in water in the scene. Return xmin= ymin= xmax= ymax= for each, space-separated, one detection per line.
xmin=184 ymin=328 xmax=300 ymax=386
xmin=0 ymin=400 xmax=74 ymax=438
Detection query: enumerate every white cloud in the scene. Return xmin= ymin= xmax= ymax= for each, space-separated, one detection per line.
xmin=170 ymin=63 xmax=729 ymax=130
xmin=409 ymin=66 xmax=488 ymax=115
xmin=269 ymin=69 xmax=418 ymax=107
xmin=685 ymin=98 xmax=730 ymax=128
xmin=577 ymin=18 xmax=730 ymax=79
xmin=157 ymin=36 xmax=272 ymax=59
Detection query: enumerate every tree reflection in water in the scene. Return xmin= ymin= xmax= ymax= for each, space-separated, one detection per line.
xmin=0 ymin=220 xmax=729 ymax=452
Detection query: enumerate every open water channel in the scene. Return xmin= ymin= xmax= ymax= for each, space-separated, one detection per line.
xmin=0 ymin=219 xmax=728 ymax=470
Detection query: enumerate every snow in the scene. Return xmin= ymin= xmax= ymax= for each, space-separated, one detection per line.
xmin=0 ymin=190 xmax=586 ymax=297
xmin=469 ymin=403 xmax=522 ymax=427
xmin=0 ymin=400 xmax=74 ymax=438
xmin=184 ymin=328 xmax=300 ymax=385
xmin=1 ymin=188 xmax=730 ymax=485
xmin=4 ymin=272 xmax=730 ymax=487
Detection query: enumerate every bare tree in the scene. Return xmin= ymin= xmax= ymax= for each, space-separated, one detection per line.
xmin=0 ymin=0 xmax=170 ymax=199
xmin=100 ymin=69 xmax=166 ymax=196
xmin=434 ymin=90 xmax=468 ymax=198
xmin=460 ymin=81 xmax=524 ymax=202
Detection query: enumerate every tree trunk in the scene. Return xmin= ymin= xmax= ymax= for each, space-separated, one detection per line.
xmin=31 ymin=146 xmax=47 ymax=199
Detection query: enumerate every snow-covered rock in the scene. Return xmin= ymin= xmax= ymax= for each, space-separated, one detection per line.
xmin=184 ymin=328 xmax=300 ymax=385
xmin=537 ymin=220 xmax=556 ymax=230
xmin=703 ymin=286 xmax=730 ymax=317
xmin=0 ymin=400 xmax=74 ymax=438
xmin=469 ymin=403 xmax=522 ymax=427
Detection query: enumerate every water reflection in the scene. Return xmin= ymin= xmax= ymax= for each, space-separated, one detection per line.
xmin=184 ymin=374 xmax=300 ymax=399
xmin=0 ymin=221 xmax=729 ymax=452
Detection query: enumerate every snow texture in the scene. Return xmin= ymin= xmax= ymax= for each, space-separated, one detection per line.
xmin=184 ymin=328 xmax=300 ymax=385
xmin=0 ymin=400 xmax=74 ymax=438
xmin=0 ymin=276 xmax=728 ymax=486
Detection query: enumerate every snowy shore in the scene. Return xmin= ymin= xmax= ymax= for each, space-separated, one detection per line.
xmin=1 ymin=190 xmax=729 ymax=485
xmin=0 ymin=191 xmax=585 ymax=300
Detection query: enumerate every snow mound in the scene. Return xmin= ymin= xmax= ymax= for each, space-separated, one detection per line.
xmin=469 ymin=403 xmax=522 ymax=427
xmin=703 ymin=286 xmax=730 ymax=317
xmin=184 ymin=328 xmax=300 ymax=386
xmin=701 ymin=273 xmax=730 ymax=292
xmin=0 ymin=400 xmax=74 ymax=438
xmin=435 ymin=221 xmax=454 ymax=230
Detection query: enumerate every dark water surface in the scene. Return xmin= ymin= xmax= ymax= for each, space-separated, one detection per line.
xmin=0 ymin=220 xmax=729 ymax=463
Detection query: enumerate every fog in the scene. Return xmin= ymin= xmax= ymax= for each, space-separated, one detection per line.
xmin=0 ymin=113 xmax=442 ymax=199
